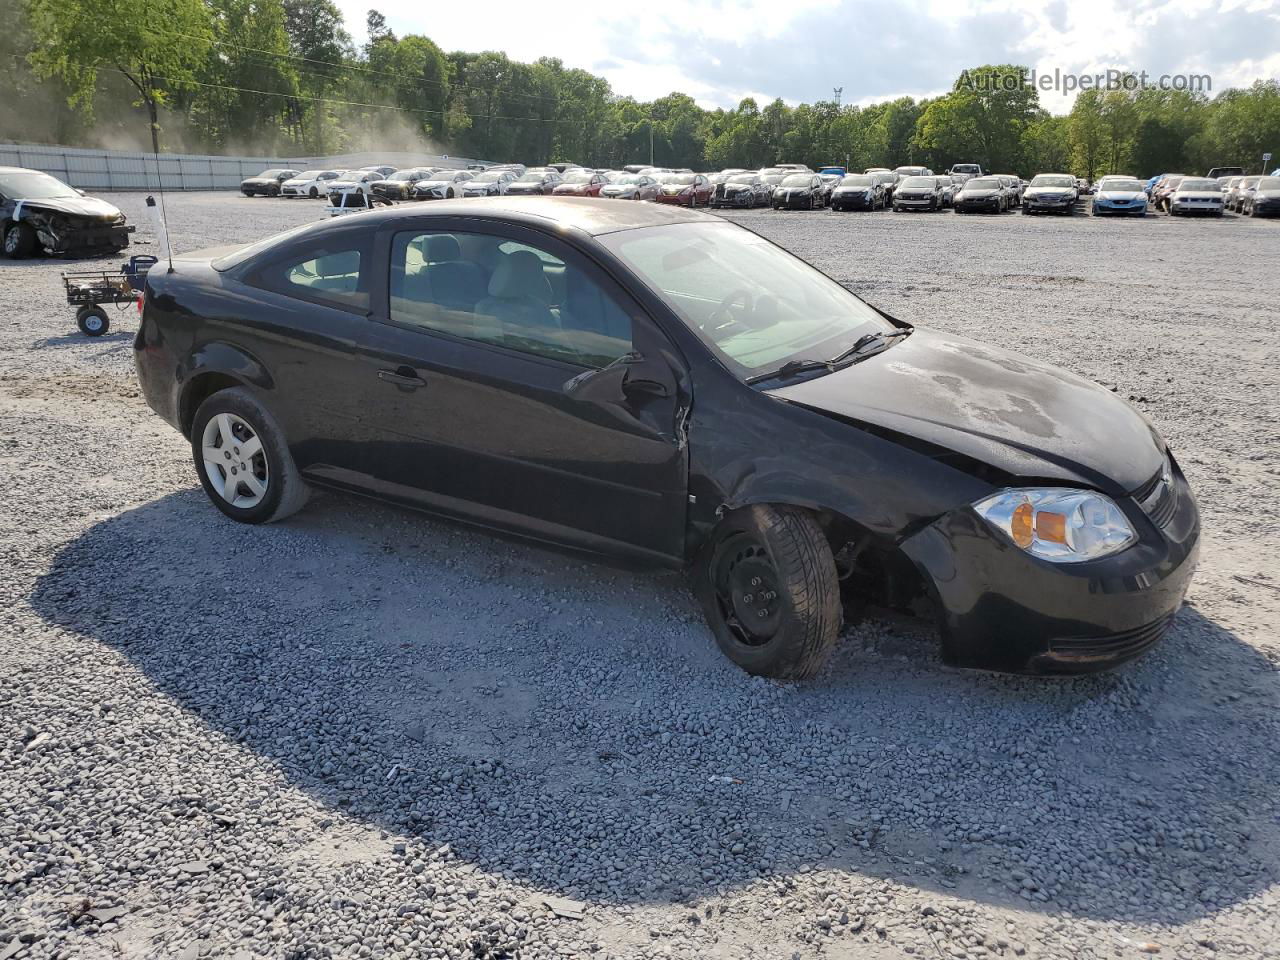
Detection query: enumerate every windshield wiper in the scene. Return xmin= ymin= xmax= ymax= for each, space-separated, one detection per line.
xmin=745 ymin=327 xmax=913 ymax=385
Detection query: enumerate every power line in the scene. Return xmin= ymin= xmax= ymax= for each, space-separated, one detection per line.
xmin=180 ymin=32 xmax=585 ymax=109
xmin=5 ymin=53 xmax=596 ymax=126
xmin=107 ymin=64 xmax=596 ymax=126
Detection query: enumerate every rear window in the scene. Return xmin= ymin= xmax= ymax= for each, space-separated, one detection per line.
xmin=212 ymin=221 xmax=328 ymax=272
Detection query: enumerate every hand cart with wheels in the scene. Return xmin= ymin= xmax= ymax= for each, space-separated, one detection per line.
xmin=61 ymin=255 xmax=158 ymax=336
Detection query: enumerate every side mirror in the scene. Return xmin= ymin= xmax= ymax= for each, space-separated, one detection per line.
xmin=563 ymin=351 xmax=644 ymax=402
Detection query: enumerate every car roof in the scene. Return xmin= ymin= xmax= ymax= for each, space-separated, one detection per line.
xmin=331 ymin=196 xmax=716 ymax=236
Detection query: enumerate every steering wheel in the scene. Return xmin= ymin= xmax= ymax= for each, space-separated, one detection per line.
xmin=700 ymin=287 xmax=754 ymax=335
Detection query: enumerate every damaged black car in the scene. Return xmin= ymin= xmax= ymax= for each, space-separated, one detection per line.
xmin=1 ymin=167 xmax=134 ymax=258
xmin=134 ymin=199 xmax=1199 ymax=681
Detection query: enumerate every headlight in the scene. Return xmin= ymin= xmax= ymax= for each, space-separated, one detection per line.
xmin=972 ymin=488 xmax=1136 ymax=563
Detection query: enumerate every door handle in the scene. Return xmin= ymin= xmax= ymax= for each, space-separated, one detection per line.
xmin=378 ymin=368 xmax=426 ymax=389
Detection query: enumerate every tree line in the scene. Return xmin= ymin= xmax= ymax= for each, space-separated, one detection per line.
xmin=6 ymin=0 xmax=1278 ymax=177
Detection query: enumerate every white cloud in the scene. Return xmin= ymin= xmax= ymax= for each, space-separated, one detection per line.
xmin=340 ymin=0 xmax=1280 ymax=112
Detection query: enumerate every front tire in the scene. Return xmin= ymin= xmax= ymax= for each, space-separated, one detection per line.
xmin=191 ymin=387 xmax=310 ymax=525
xmin=696 ymin=504 xmax=841 ymax=680
xmin=4 ymin=222 xmax=37 ymax=258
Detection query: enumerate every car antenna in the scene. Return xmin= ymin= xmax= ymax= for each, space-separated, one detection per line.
xmin=145 ymin=135 xmax=175 ymax=273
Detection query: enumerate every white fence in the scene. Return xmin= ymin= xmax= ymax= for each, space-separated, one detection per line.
xmin=0 ymin=143 xmax=493 ymax=191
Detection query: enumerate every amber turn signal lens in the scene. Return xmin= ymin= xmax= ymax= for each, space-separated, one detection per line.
xmin=1011 ymin=502 xmax=1034 ymax=548
xmin=1036 ymin=511 xmax=1069 ymax=544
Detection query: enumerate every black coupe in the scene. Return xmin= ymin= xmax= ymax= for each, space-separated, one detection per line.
xmin=134 ymin=199 xmax=1199 ymax=679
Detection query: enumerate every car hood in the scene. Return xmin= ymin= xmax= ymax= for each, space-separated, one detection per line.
xmin=18 ymin=195 xmax=123 ymax=220
xmin=770 ymin=328 xmax=1163 ymax=495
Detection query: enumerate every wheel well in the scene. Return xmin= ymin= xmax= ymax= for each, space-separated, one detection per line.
xmin=809 ymin=507 xmax=930 ymax=615
xmin=180 ymin=373 xmax=242 ymax=438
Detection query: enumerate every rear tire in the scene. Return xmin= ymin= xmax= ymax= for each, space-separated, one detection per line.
xmin=695 ymin=504 xmax=841 ymax=680
xmin=191 ymin=387 xmax=310 ymax=525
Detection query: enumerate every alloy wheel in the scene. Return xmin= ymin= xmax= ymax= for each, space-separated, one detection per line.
xmin=201 ymin=412 xmax=268 ymax=508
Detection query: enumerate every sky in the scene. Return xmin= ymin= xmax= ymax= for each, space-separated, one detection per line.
xmin=339 ymin=0 xmax=1280 ymax=113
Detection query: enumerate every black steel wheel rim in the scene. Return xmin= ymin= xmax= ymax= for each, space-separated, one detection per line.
xmin=712 ymin=532 xmax=783 ymax=647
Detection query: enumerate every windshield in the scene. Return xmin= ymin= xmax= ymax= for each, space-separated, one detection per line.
xmin=900 ymin=176 xmax=934 ymax=188
xmin=964 ymin=178 xmax=1000 ymax=190
xmin=781 ymin=174 xmax=813 ymax=186
xmin=597 ymin=221 xmax=891 ymax=377
xmin=1179 ymin=178 xmax=1218 ymax=191
xmin=839 ymin=176 xmax=873 ymax=187
xmin=1031 ymin=175 xmax=1075 ymax=187
xmin=0 ymin=171 xmax=78 ymax=199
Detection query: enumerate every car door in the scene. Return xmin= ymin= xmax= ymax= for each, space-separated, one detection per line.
xmin=335 ymin=217 xmax=690 ymax=563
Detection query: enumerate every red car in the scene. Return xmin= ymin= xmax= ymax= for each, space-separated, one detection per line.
xmin=551 ymin=172 xmax=608 ymax=197
xmin=653 ymin=172 xmax=713 ymax=206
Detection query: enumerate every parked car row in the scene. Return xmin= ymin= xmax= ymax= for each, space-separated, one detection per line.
xmin=241 ymin=161 xmax=1280 ymax=223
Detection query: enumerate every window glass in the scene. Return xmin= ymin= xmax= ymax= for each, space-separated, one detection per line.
xmin=389 ymin=231 xmax=632 ymax=368
xmin=277 ymin=250 xmax=366 ymax=309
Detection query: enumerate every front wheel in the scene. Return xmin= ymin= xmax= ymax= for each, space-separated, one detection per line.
xmin=191 ymin=387 xmax=310 ymax=525
xmin=4 ymin=222 xmax=37 ymax=258
xmin=695 ymin=504 xmax=841 ymax=680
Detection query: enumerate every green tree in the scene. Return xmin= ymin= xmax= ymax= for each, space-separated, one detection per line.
xmin=25 ymin=0 xmax=213 ymax=152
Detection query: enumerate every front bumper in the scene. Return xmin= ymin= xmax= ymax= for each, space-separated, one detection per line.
xmin=955 ymin=198 xmax=1001 ymax=212
xmin=774 ymin=193 xmax=817 ymax=209
xmin=831 ymin=193 xmax=875 ymax=209
xmin=44 ymin=222 xmax=134 ymax=253
xmin=1094 ymin=199 xmax=1146 ymax=215
xmin=900 ymin=462 xmax=1200 ymax=674
xmin=1025 ymin=196 xmax=1073 ymax=212
xmin=1171 ymin=200 xmax=1223 ymax=214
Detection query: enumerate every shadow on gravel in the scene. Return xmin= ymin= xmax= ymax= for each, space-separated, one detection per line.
xmin=29 ymin=489 xmax=1280 ymax=925
xmin=35 ymin=330 xmax=137 ymax=352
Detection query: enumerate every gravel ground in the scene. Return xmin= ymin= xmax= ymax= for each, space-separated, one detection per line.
xmin=2 ymin=193 xmax=1279 ymax=960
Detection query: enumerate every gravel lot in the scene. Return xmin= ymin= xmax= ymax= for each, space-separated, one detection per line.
xmin=2 ymin=193 xmax=1279 ymax=960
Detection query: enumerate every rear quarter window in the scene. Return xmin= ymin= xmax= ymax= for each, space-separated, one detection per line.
xmin=246 ymin=237 xmax=373 ymax=312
